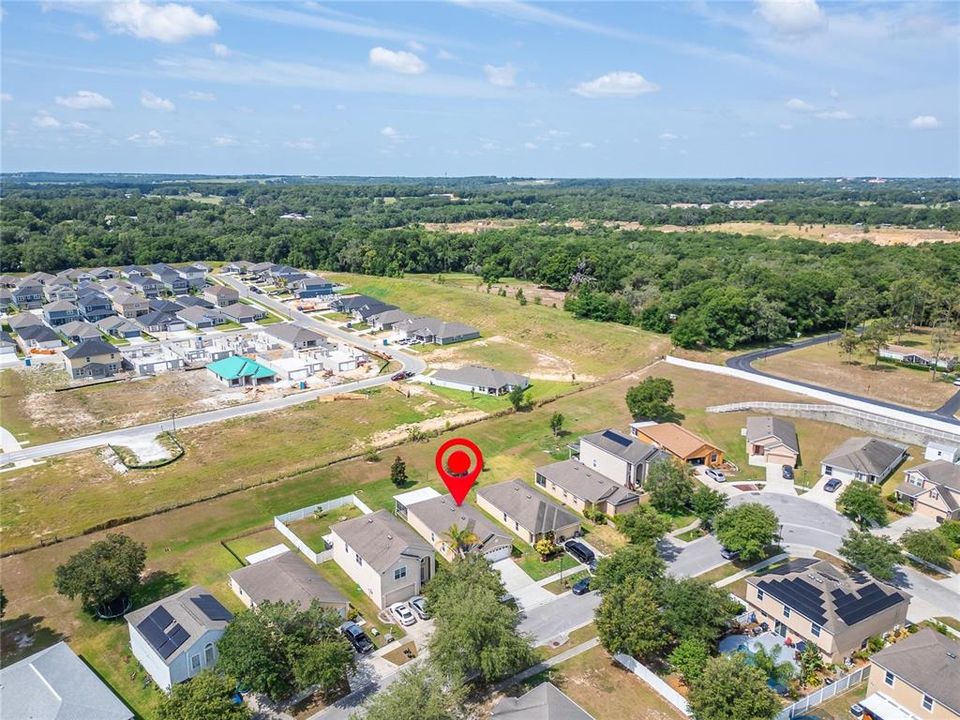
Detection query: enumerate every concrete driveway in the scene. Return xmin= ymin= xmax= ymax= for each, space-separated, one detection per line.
xmin=492 ymin=559 xmax=555 ymax=610
xmin=801 ymin=475 xmax=843 ymax=510
xmin=876 ymin=512 xmax=939 ymax=541
xmin=763 ymin=463 xmax=797 ymax=496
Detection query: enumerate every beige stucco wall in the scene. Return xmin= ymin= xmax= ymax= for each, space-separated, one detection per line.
xmin=867 ymin=663 xmax=960 ymax=719
xmin=331 ymin=529 xmax=385 ymax=608
xmin=536 ymin=477 xmax=589 ymax=515
xmin=579 ymin=443 xmax=632 ymax=487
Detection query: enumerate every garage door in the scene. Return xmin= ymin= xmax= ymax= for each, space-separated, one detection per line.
xmin=483 ymin=546 xmax=513 ymax=563
xmin=383 ymin=583 xmax=416 ymax=607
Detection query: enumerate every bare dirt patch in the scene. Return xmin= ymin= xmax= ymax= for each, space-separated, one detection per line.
xmin=366 ymin=409 xmax=488 ymax=448
xmin=656 ymin=221 xmax=960 ymax=246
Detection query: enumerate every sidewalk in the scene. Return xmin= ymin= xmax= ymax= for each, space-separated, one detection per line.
xmin=492 ymin=638 xmax=601 ymax=692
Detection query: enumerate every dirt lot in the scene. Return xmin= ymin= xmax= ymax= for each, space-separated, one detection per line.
xmin=657 ymin=221 xmax=960 ymax=246
xmin=761 ymin=338 xmax=957 ymax=410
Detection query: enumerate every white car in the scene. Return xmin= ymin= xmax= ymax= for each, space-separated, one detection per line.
xmin=389 ymin=602 xmax=417 ymax=626
xmin=705 ymin=468 xmax=726 ymax=482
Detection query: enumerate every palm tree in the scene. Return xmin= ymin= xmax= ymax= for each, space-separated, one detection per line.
xmin=750 ymin=644 xmax=795 ymax=688
xmin=442 ymin=523 xmax=479 ymax=559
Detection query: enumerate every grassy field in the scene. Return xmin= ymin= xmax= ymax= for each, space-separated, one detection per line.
xmin=422 ymin=378 xmax=580 ymax=412
xmin=537 ymin=623 xmax=597 ymax=657
xmin=761 ymin=337 xmax=957 ymax=411
xmin=0 ymin=368 xmax=62 ymax=445
xmin=285 ymin=504 xmax=364 ymax=552
xmin=326 ymin=272 xmax=669 ymax=381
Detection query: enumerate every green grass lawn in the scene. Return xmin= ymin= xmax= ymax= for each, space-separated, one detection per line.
xmin=102 ymin=333 xmax=131 ymax=346
xmin=313 ymin=561 xmax=404 ymax=644
xmin=692 ymin=562 xmax=739 ymax=584
xmin=544 ymin=569 xmax=590 ymax=595
xmin=284 ymin=504 xmax=364 ymax=552
xmin=320 ymin=311 xmax=352 ymax=322
xmin=538 ymin=623 xmax=597 ymax=658
xmin=222 ymin=527 xmax=293 ymax=562
xmin=515 ymin=549 xmax=580 ymax=582
xmin=422 ymin=379 xmax=579 ymax=412
xmin=935 ymin=616 xmax=960 ymax=632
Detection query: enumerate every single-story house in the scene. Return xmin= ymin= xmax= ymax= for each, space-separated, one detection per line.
xmin=60 ymin=319 xmax=104 ymax=343
xmin=574 ymin=428 xmax=668 ymax=490
xmin=176 ymin=295 xmax=215 ymax=309
xmin=63 ymin=339 xmax=121 ymax=379
xmin=176 ymin=305 xmax=226 ymax=330
xmin=246 ymin=261 xmax=278 ymax=277
xmin=333 ymin=294 xmax=383 ymax=313
xmin=120 ymin=264 xmax=151 ymax=279
xmin=745 ymin=416 xmax=800 ymax=468
xmin=125 ymin=585 xmax=232 ymax=691
xmin=0 ymin=642 xmax=133 ymax=720
xmin=98 ymin=315 xmax=143 ymax=339
xmin=0 ymin=331 xmax=18 ymax=357
xmin=330 ymin=509 xmax=435 ymax=609
xmin=42 ymin=300 xmax=80 ymax=327
xmin=264 ymin=323 xmax=326 ymax=350
xmin=112 ymin=291 xmax=150 ymax=319
xmin=879 ymin=343 xmax=957 ymax=371
xmin=491 ymin=682 xmax=595 ymax=720
xmin=8 ymin=312 xmax=43 ymax=331
xmin=535 ymin=459 xmax=641 ymax=517
xmin=148 ymin=298 xmax=184 ymax=314
xmin=400 ymin=492 xmax=513 ymax=562
xmin=17 ymin=323 xmax=64 ymax=350
xmin=925 ymin=442 xmax=960 ymax=463
xmin=293 ymin=276 xmax=336 ymax=299
xmin=368 ymin=309 xmax=417 ymax=331
xmin=821 ymin=437 xmax=908 ymax=484
xmin=222 ymin=261 xmax=252 ymax=274
xmin=745 ymin=558 xmax=909 ymax=663
xmin=322 ymin=349 xmax=361 ymax=373
xmin=477 ymin=479 xmax=580 ymax=545
xmin=630 ymin=422 xmax=725 ymax=468
xmin=203 ymin=285 xmax=240 ymax=307
xmin=395 ymin=316 xmax=481 ymax=345
xmin=864 ymin=628 xmax=960 ymax=720
xmin=137 ymin=310 xmax=187 ymax=334
xmin=122 ymin=346 xmax=184 ymax=376
xmin=24 ymin=271 xmax=57 ymax=285
xmin=229 ymin=550 xmax=349 ymax=615
xmin=44 ymin=282 xmax=78 ymax=303
xmin=206 ymin=355 xmax=276 ymax=386
xmin=352 ymin=302 xmax=397 ymax=322
xmin=90 ymin=267 xmax=117 ymax=280
xmin=896 ymin=460 xmax=960 ymax=522
xmin=428 ymin=366 xmax=529 ymax=395
xmin=219 ymin=302 xmax=265 ymax=324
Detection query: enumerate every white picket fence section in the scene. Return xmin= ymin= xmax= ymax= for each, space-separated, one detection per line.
xmin=613 ymin=654 xmax=692 ymax=717
xmin=776 ymin=665 xmax=870 ymax=720
xmin=274 ymin=494 xmax=373 ymax=564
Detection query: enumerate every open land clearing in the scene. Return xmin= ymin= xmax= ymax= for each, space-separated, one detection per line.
xmin=760 ymin=333 xmax=958 ymax=411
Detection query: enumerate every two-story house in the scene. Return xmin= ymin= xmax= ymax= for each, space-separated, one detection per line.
xmin=896 ymin=460 xmax=960 ymax=523
xmin=112 ymin=291 xmax=150 ymax=319
xmin=573 ymin=428 xmax=668 ymax=490
xmin=293 ymin=276 xmax=336 ymax=299
xmin=77 ymin=291 xmax=118 ymax=323
xmin=63 ymin=339 xmax=122 ymax=379
xmin=129 ymin=275 xmax=162 ymax=298
xmin=12 ymin=281 xmax=44 ymax=309
xmin=42 ymin=300 xmax=80 ymax=327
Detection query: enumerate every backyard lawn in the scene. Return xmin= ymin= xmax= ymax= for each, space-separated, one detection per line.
xmin=285 ymin=504 xmax=364 ymax=552
xmin=808 ymin=682 xmax=868 ymax=719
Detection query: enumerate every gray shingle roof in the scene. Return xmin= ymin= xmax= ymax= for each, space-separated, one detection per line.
xmin=264 ymin=323 xmax=325 ymax=345
xmin=42 ymin=300 xmax=78 ymax=313
xmin=9 ymin=313 xmax=43 ymax=330
xmin=63 ymin=339 xmax=116 ymax=359
xmin=59 ymin=320 xmax=102 ymax=340
xmin=0 ymin=642 xmax=133 ymax=720
xmin=745 ymin=416 xmax=800 ymax=453
xmin=580 ymin=429 xmax=662 ymax=465
xmin=431 ymin=366 xmax=529 ymax=390
xmin=176 ymin=305 xmax=224 ymax=324
xmin=536 ymin=459 xmax=639 ymax=507
xmin=491 ymin=682 xmax=595 ymax=719
xmin=405 ymin=494 xmax=512 ymax=555
xmin=908 ymin=460 xmax=960 ymax=492
xmin=17 ymin=324 xmax=61 ymax=343
xmin=822 ymin=437 xmax=907 ymax=476
xmin=229 ymin=550 xmax=347 ymax=610
xmin=219 ymin=302 xmax=261 ymax=321
xmin=870 ymin=628 xmax=960 ymax=713
xmin=331 ymin=510 xmax=433 ymax=574
xmin=477 ymin=480 xmax=580 ymax=536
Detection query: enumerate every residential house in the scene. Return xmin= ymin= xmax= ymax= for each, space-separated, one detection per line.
xmin=0 ymin=331 xmax=18 ymax=358
xmin=176 ymin=305 xmax=226 ymax=330
xmin=745 ymin=416 xmax=800 ymax=468
xmin=0 ymin=288 xmax=13 ymax=311
xmin=925 ymin=442 xmax=960 ymax=463
xmin=122 ymin=346 xmax=184 ymax=375
xmin=63 ymin=339 xmax=121 ymax=379
xmin=428 ymin=366 xmax=528 ymax=395
xmin=630 ymin=422 xmax=725 ymax=468
xmin=0 ymin=274 xmax=17 ymax=288
xmin=333 ymin=294 xmax=383 ymax=314
xmin=491 ymin=682 xmax=595 ymax=720
xmin=398 ymin=490 xmax=513 ymax=562
xmin=220 ymin=302 xmax=265 ymax=324
xmin=136 ymin=310 xmax=186 ymax=334
xmin=77 ymin=291 xmax=116 ymax=323
xmin=229 ymin=550 xmax=349 ymax=616
xmin=293 ymin=276 xmax=336 ymax=299
xmin=112 ymin=291 xmax=150 ymax=319
xmin=477 ymin=479 xmax=580 ymax=545
xmin=203 ymin=285 xmax=240 ymax=307
xmin=535 ymin=459 xmax=641 ymax=517
xmin=206 ymin=355 xmax=276 ymax=386
xmin=12 ymin=281 xmax=44 ymax=309
xmin=60 ymin=320 xmax=104 ymax=343
xmin=41 ymin=300 xmax=80 ymax=327
xmin=322 ymin=348 xmax=362 ymax=373
xmin=864 ymin=628 xmax=959 ymax=720
xmin=102 ymin=279 xmax=136 ymax=297
xmin=821 ymin=437 xmax=908 ymax=484
xmin=176 ymin=295 xmax=214 ymax=309
xmin=368 ymin=309 xmax=417 ymax=331
xmin=17 ymin=324 xmax=64 ymax=350
xmin=147 ymin=263 xmax=177 ymax=278
xmin=9 ymin=313 xmax=43 ymax=332
xmin=125 ymin=585 xmax=232 ymax=691
xmin=90 ymin=267 xmax=116 ymax=280
xmin=264 ymin=323 xmax=327 ymax=350
xmin=98 ymin=315 xmax=143 ymax=339
xmin=129 ymin=275 xmax=162 ymax=298
xmin=23 ymin=271 xmax=56 ymax=285
xmin=222 ymin=261 xmax=252 ymax=274
xmin=120 ymin=265 xmax=151 ymax=279
xmin=157 ymin=270 xmax=190 ymax=295
xmin=574 ymin=428 xmax=668 ymax=490
xmin=43 ymin=281 xmax=77 ymax=303
xmin=879 ymin=344 xmax=958 ymax=371
xmin=176 ymin=264 xmax=207 ymax=286
xmin=897 ymin=460 xmax=960 ymax=522
xmin=395 ymin=316 xmax=481 ymax=345
xmin=149 ymin=298 xmax=184 ymax=314
xmin=744 ymin=558 xmax=909 ymax=663
xmin=0 ymin=642 xmax=133 ymax=720
xmin=330 ymin=509 xmax=435 ymax=609
xmin=352 ymin=301 xmax=397 ymax=322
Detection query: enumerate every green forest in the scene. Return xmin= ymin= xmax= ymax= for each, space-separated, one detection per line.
xmin=2 ymin=175 xmax=958 ymax=349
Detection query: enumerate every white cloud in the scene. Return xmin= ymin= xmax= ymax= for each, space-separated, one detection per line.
xmin=185 ymin=90 xmax=216 ymax=101
xmin=213 ymin=135 xmax=238 ymax=146
xmin=572 ymin=71 xmax=659 ymax=98
xmin=779 ymin=123 xmax=794 ymax=130
xmin=67 ymin=121 xmax=92 ymax=131
xmin=816 ymin=109 xmax=854 ymax=120
xmin=407 ymin=40 xmax=425 ymax=52
xmin=380 ymin=126 xmax=409 ymax=144
xmin=829 ymin=87 xmax=840 ymax=99
xmin=284 ymin=137 xmax=319 ymax=150
xmin=786 ymin=97 xmax=814 ymax=112
xmin=909 ymin=115 xmax=941 ymax=129
xmin=369 ymin=46 xmax=427 ymax=74
xmin=335 ymin=103 xmax=346 ymax=111
xmin=291 ymin=103 xmax=303 ymax=111
xmin=211 ymin=42 xmax=230 ymax=57
xmin=77 ymin=28 xmax=98 ymax=41
xmin=436 ymin=49 xmax=457 ymax=61
xmin=141 ymin=91 xmax=176 ymax=112
xmin=102 ymin=0 xmax=218 ymax=43
xmin=755 ymin=0 xmax=826 ymax=37
xmin=127 ymin=129 xmax=167 ymax=146
xmin=55 ymin=90 xmax=112 ymax=110
xmin=659 ymin=132 xmax=678 ymax=141
xmin=579 ymin=141 xmax=595 ymax=149
xmin=483 ymin=63 xmax=517 ymax=87
xmin=523 ymin=141 xmax=538 ymax=150
xmin=33 ymin=112 xmax=61 ymax=129
xmin=0 ymin=93 xmax=12 ymax=102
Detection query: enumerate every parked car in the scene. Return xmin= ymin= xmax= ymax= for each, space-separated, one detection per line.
xmin=389 ymin=602 xmax=417 ymax=626
xmin=564 ymin=539 xmax=596 ymax=568
xmin=408 ymin=595 xmax=430 ymax=620
xmin=390 ymin=371 xmax=406 ymax=381
xmin=250 ymin=286 xmax=263 ymax=294
xmin=571 ymin=577 xmax=591 ymax=595
xmin=782 ymin=465 xmax=795 ymax=480
xmin=720 ymin=547 xmax=740 ymax=561
xmin=849 ymin=704 xmax=865 ymax=718
xmin=824 ymin=477 xmax=843 ymax=493
xmin=402 ymin=371 xmax=415 ymax=379
xmin=705 ymin=468 xmax=725 ymax=482
xmin=339 ymin=621 xmax=375 ymax=654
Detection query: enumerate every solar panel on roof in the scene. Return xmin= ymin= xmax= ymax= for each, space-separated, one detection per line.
xmin=601 ymin=429 xmax=631 ymax=446
xmin=167 ymin=623 xmax=190 ymax=649
xmin=137 ymin=618 xmax=169 ymax=652
xmin=148 ymin=606 xmax=174 ymax=629
xmin=192 ymin=594 xmax=231 ymax=621
xmin=833 ymin=588 xmax=902 ymax=626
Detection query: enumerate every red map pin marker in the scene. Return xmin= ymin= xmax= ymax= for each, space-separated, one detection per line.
xmin=435 ymin=437 xmax=483 ymax=506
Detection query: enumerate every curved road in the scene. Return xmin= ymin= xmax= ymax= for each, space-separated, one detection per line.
xmin=726 ymin=333 xmax=960 ymax=424
xmin=0 ymin=279 xmax=426 ymax=465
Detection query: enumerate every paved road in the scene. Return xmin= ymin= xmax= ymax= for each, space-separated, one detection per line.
xmin=518 ymin=590 xmax=602 ymax=645
xmin=0 ymin=280 xmax=426 ymax=465
xmin=726 ymin=333 xmax=960 ymax=424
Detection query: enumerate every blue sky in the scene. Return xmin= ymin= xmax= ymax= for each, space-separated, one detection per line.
xmin=1 ymin=1 xmax=957 ymax=177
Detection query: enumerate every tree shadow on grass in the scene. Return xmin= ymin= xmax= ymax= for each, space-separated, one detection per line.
xmin=131 ymin=570 xmax=187 ymax=609
xmin=0 ymin=613 xmax=67 ymax=665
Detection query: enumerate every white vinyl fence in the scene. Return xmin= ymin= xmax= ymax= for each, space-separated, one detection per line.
xmin=274 ymin=494 xmax=373 ymax=564
xmin=776 ymin=665 xmax=870 ymax=720
xmin=614 ymin=654 xmax=692 ymax=717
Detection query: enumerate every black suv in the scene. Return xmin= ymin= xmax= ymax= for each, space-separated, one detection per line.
xmin=564 ymin=540 xmax=596 ymax=568
xmin=339 ymin=621 xmax=375 ymax=654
